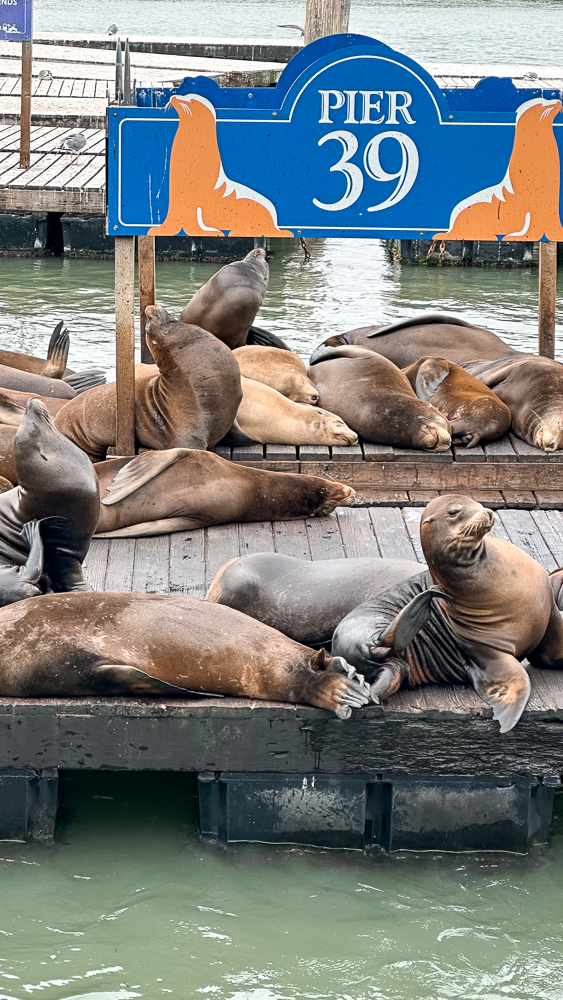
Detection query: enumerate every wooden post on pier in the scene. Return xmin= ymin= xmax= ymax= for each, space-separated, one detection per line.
xmin=20 ymin=38 xmax=32 ymax=169
xmin=539 ymin=241 xmax=557 ymax=359
xmin=115 ymin=236 xmax=136 ymax=456
xmin=138 ymin=235 xmax=156 ymax=364
xmin=304 ymin=0 xmax=351 ymax=45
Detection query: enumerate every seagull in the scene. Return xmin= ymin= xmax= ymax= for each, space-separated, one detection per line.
xmin=523 ymin=70 xmax=539 ymax=81
xmin=278 ymin=23 xmax=304 ymax=35
xmin=57 ymin=132 xmax=88 ymax=153
xmin=38 ymin=69 xmax=53 ymax=81
xmin=108 ymin=23 xmax=118 ymax=35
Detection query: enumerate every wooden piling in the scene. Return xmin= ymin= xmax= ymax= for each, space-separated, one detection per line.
xmin=304 ymin=0 xmax=351 ymax=45
xmin=19 ymin=39 xmax=32 ymax=169
xmin=138 ymin=235 xmax=156 ymax=364
xmin=115 ymin=236 xmax=136 ymax=456
xmin=539 ymin=241 xmax=557 ymax=359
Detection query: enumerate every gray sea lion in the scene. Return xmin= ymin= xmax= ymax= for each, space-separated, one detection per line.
xmin=333 ymin=495 xmax=563 ymax=732
xmin=403 ymin=356 xmax=512 ymax=447
xmin=94 ymin=448 xmax=356 ymax=538
xmin=0 ymin=364 xmax=77 ymax=399
xmin=0 ymin=398 xmax=99 ymax=597
xmin=55 ymin=306 xmax=242 ymax=461
xmin=309 ymin=313 xmax=521 ymax=368
xmin=0 ymin=591 xmax=371 ymax=718
xmin=307 ymin=346 xmax=451 ymax=450
xmin=180 ymin=248 xmax=270 ymax=350
xmin=0 ymin=387 xmax=68 ymax=426
xmin=463 ymin=355 xmax=563 ymax=451
xmin=237 ymin=376 xmax=357 ymax=446
xmin=0 ymin=321 xmax=72 ymax=378
xmin=205 ymin=553 xmax=423 ymax=645
xmin=233 ymin=346 xmax=319 ymax=403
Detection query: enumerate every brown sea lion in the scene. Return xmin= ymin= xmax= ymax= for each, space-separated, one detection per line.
xmin=236 ymin=376 xmax=357 ymax=446
xmin=206 ymin=553 xmax=422 ymax=646
xmin=333 ymin=495 xmax=563 ymax=732
xmin=0 ymin=425 xmax=18 ymax=484
xmin=0 ymin=591 xmax=370 ymax=718
xmin=403 ymin=356 xmax=512 ymax=447
xmin=0 ymin=322 xmax=72 ymax=379
xmin=308 ymin=346 xmax=451 ymax=450
xmin=309 ymin=313 xmax=521 ymax=368
xmin=464 ymin=355 xmax=563 ymax=451
xmin=233 ymin=346 xmax=319 ymax=404
xmin=180 ymin=248 xmax=270 ymax=350
xmin=0 ymin=387 xmax=68 ymax=426
xmin=94 ymin=448 xmax=356 ymax=538
xmin=55 ymin=306 xmax=242 ymax=462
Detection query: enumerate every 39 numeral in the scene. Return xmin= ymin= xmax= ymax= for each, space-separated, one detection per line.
xmin=313 ymin=129 xmax=419 ymax=213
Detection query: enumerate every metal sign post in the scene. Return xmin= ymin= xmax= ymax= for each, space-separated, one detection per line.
xmin=0 ymin=0 xmax=33 ymax=169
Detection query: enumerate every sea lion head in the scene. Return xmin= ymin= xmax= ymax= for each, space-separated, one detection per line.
xmin=239 ymin=246 xmax=269 ymax=279
xmin=421 ymin=494 xmax=495 ymax=568
xmin=530 ymin=412 xmax=563 ymax=452
xmin=314 ymin=408 xmax=358 ymax=446
xmin=144 ymin=305 xmax=212 ymax=362
xmin=409 ymin=405 xmax=452 ymax=451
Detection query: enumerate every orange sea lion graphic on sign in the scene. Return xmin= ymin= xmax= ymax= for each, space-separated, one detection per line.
xmin=434 ymin=98 xmax=563 ymax=241
xmin=147 ymin=95 xmax=293 ymax=238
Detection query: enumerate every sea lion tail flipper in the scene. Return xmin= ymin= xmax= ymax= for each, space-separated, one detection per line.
xmin=369 ymin=656 xmax=409 ymax=704
xmin=413 ymin=359 xmax=449 ymax=402
xmin=377 ymin=586 xmax=452 ymax=651
xmin=63 ymin=369 xmax=107 ymax=393
xmin=216 ymin=420 xmax=258 ymax=449
xmin=101 ymin=449 xmax=190 ymax=506
xmin=366 ymin=313 xmax=476 ymax=339
xmin=94 ymin=663 xmax=224 ymax=698
xmin=246 ymin=326 xmax=292 ymax=351
xmin=41 ymin=321 xmax=70 ymax=378
xmin=467 ymin=653 xmax=531 ymax=733
xmin=95 ymin=517 xmax=197 ymax=538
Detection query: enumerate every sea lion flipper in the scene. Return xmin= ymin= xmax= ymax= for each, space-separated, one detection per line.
xmin=467 ymin=654 xmax=531 ymax=733
xmin=18 ymin=519 xmax=45 ymax=584
xmin=63 ymin=369 xmax=107 ymax=393
xmin=414 ymin=359 xmax=449 ymax=402
xmin=378 ymin=586 xmax=451 ymax=651
xmin=41 ymin=321 xmax=70 ymax=379
xmin=94 ymin=664 xmax=223 ymax=698
xmin=102 ymin=449 xmax=190 ymax=505
xmin=247 ymin=326 xmax=292 ymax=351
xmin=366 ymin=313 xmax=476 ymax=339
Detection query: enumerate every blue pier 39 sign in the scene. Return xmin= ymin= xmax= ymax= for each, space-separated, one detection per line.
xmin=107 ymin=33 xmax=563 ymax=242
xmin=0 ymin=0 xmax=32 ymax=41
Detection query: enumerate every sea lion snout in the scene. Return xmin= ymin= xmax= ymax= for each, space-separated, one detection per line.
xmin=415 ymin=413 xmax=452 ymax=451
xmin=533 ymin=418 xmax=563 ymax=452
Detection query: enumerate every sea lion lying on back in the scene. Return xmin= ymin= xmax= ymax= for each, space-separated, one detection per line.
xmin=464 ymin=355 xmax=563 ymax=451
xmin=0 ymin=591 xmax=370 ymax=718
xmin=55 ymin=306 xmax=242 ymax=461
xmin=308 ymin=346 xmax=451 ymax=450
xmin=94 ymin=449 xmax=356 ymax=537
xmin=333 ymin=495 xmax=563 ymax=732
xmin=403 ymin=356 xmax=511 ymax=447
xmin=236 ymin=376 xmax=357 ymax=446
xmin=233 ymin=346 xmax=318 ymax=403
xmin=309 ymin=313 xmax=522 ymax=368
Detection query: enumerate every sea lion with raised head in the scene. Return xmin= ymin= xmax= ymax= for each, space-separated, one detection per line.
xmin=403 ymin=356 xmax=512 ymax=447
xmin=233 ymin=346 xmax=318 ymax=403
xmin=333 ymin=495 xmax=563 ymax=732
xmin=236 ymin=376 xmax=357 ymax=446
xmin=464 ymin=355 xmax=563 ymax=451
xmin=206 ymin=553 xmax=423 ymax=646
xmin=309 ymin=313 xmax=521 ymax=369
xmin=308 ymin=346 xmax=451 ymax=450
xmin=55 ymin=306 xmax=242 ymax=461
xmin=0 ymin=591 xmax=371 ymax=718
xmin=94 ymin=448 xmax=356 ymax=538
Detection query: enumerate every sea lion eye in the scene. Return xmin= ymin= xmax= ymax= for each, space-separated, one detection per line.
xmin=448 ymin=508 xmax=462 ymax=516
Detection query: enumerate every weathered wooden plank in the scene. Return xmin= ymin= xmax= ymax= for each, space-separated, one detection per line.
xmin=332 ymin=444 xmax=363 ymax=461
xmin=530 ymin=510 xmax=563 ymax=566
xmin=115 ymin=235 xmax=136 ymax=457
xmin=232 ymin=444 xmax=264 ymax=461
xmin=298 ymin=460 xmax=563 ymax=490
xmin=138 ymin=234 xmax=155 ymax=364
xmin=212 ymin=445 xmax=231 ymax=461
xmin=0 ymin=187 xmax=105 ymax=212
xmin=204 ymin=524 xmax=240 ymax=590
xmin=502 ymin=489 xmax=536 ymax=509
xmin=238 ymin=521 xmax=275 ymax=556
xmin=393 ymin=447 xmax=453 ymax=463
xmin=83 ymin=538 xmax=110 ymax=591
xmin=370 ymin=507 xmax=418 ymax=561
xmin=336 ymin=507 xmax=380 ymax=558
xmin=534 ymin=491 xmax=563 ymax=509
xmin=401 ymin=507 xmax=425 ymax=562
xmin=132 ymin=536 xmax=171 ymax=594
xmin=440 ymin=488 xmax=505 ymax=508
xmin=265 ymin=444 xmax=297 ymax=461
xmin=104 ymin=538 xmax=135 ymax=592
xmin=299 ymin=445 xmax=330 ymax=462
xmin=362 ymin=442 xmax=394 ymax=461
xmin=169 ymin=529 xmax=206 ymax=599
xmin=484 ymin=437 xmax=518 ymax=462
xmin=497 ymin=509 xmax=558 ymax=571
xmin=453 ymin=443 xmax=486 ymax=462
xmin=273 ymin=519 xmax=311 ymax=559
xmin=408 ymin=489 xmax=439 ymax=506
xmin=305 ymin=514 xmax=345 ymax=559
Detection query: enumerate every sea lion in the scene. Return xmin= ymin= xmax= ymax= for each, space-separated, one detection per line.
xmin=180 ymin=249 xmax=269 ymax=350
xmin=0 ymin=387 xmax=68 ymax=426
xmin=236 ymin=376 xmax=358 ymax=446
xmin=333 ymin=495 xmax=563 ymax=732
xmin=206 ymin=553 xmax=423 ymax=646
xmin=0 ymin=363 xmax=78 ymax=399
xmin=147 ymin=94 xmax=293 ymax=239
xmin=403 ymin=356 xmax=512 ymax=447
xmin=463 ymin=355 xmax=563 ymax=451
xmin=434 ymin=98 xmax=563 ymax=242
xmin=309 ymin=313 xmax=521 ymax=369
xmin=0 ymin=321 xmax=72 ymax=379
xmin=233 ymin=346 xmax=319 ymax=404
xmin=307 ymin=346 xmax=451 ymax=450
xmin=55 ymin=306 xmax=242 ymax=462
xmin=0 ymin=398 xmax=99 ymax=597
xmin=94 ymin=448 xmax=356 ymax=538
xmin=0 ymin=591 xmax=370 ymax=719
